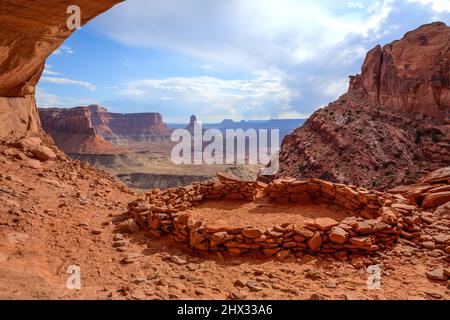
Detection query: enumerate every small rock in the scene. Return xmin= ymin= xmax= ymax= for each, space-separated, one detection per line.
xmin=229 ymin=291 xmax=247 ymax=300
xmin=424 ymin=291 xmax=443 ymax=300
xmin=305 ymin=268 xmax=322 ymax=280
xmin=325 ymin=281 xmax=337 ymax=289
xmin=422 ymin=241 xmax=436 ymax=250
xmin=122 ymin=219 xmax=140 ymax=233
xmin=309 ymin=293 xmax=326 ymax=300
xmin=444 ymin=267 xmax=450 ymax=278
xmin=254 ymin=269 xmax=264 ymax=276
xmin=242 ymin=228 xmax=262 ymax=239
xmin=170 ymin=255 xmax=188 ymax=265
xmin=426 ymin=267 xmax=448 ymax=281
xmin=113 ymin=233 xmax=124 ymax=241
xmin=307 ymin=232 xmax=323 ymax=251
xmin=328 ymin=227 xmax=348 ymax=244
xmin=25 ymin=159 xmax=42 ymax=169
xmin=186 ymin=263 xmax=199 ymax=271
xmin=195 ymin=289 xmax=204 ymax=296
xmin=275 ymin=250 xmax=291 ymax=261
xmin=133 ymin=277 xmax=146 ymax=285
xmin=113 ymin=241 xmax=126 ymax=248
xmin=420 ymin=235 xmax=434 ymax=242
xmin=428 ymin=249 xmax=444 ymax=257
xmin=313 ymin=218 xmax=338 ymax=231
xmin=92 ymin=230 xmax=102 ymax=235
xmin=433 ymin=234 xmax=450 ymax=244
xmin=155 ymin=279 xmax=167 ymax=286
xmin=234 ymin=279 xmax=246 ymax=288
xmin=246 ymin=280 xmax=263 ymax=292
xmin=122 ymin=253 xmax=141 ymax=264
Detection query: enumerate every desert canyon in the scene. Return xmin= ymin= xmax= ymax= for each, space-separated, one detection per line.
xmin=0 ymin=0 xmax=449 ymax=301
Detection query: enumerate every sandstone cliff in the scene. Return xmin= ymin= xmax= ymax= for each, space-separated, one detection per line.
xmin=277 ymin=22 xmax=450 ymax=190
xmin=39 ymin=106 xmax=172 ymax=153
xmin=88 ymin=105 xmax=172 ymax=144
xmin=349 ymin=22 xmax=450 ymax=119
xmin=0 ymin=0 xmax=122 ymax=141
xmin=39 ymin=107 xmax=123 ymax=154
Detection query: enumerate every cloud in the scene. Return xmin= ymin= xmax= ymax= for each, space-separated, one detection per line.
xmin=118 ymin=71 xmax=297 ymax=121
xmin=52 ymin=45 xmax=75 ymax=56
xmin=43 ymin=70 xmax=63 ymax=76
xmin=407 ymin=0 xmax=450 ymax=12
xmin=348 ymin=2 xmax=365 ymax=9
xmin=36 ymin=89 xmax=99 ymax=108
xmin=36 ymin=89 xmax=61 ymax=107
xmin=40 ymin=77 xmax=97 ymax=91
xmin=201 ymin=65 xmax=215 ymax=71
xmin=96 ymin=0 xmax=396 ymax=70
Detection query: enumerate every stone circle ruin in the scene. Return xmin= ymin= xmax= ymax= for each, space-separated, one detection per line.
xmin=125 ymin=173 xmax=421 ymax=260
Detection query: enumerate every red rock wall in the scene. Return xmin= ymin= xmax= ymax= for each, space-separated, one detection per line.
xmin=350 ymin=22 xmax=450 ymax=119
xmin=39 ymin=107 xmax=124 ymax=154
xmin=0 ymin=0 xmax=122 ymax=141
xmin=89 ymin=105 xmax=172 ymax=142
xmin=40 ymin=107 xmax=95 ymax=135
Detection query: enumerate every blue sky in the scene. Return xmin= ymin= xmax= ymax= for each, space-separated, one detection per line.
xmin=37 ymin=0 xmax=450 ymax=123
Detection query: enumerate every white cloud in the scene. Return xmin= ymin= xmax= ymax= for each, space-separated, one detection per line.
xmin=201 ymin=65 xmax=215 ymax=71
xmin=36 ymin=89 xmax=61 ymax=107
xmin=40 ymin=77 xmax=97 ymax=91
xmin=52 ymin=45 xmax=75 ymax=56
xmin=43 ymin=64 xmax=63 ymax=76
xmin=323 ymin=79 xmax=349 ymax=98
xmin=277 ymin=111 xmax=311 ymax=119
xmin=407 ymin=0 xmax=450 ymax=12
xmin=43 ymin=70 xmax=62 ymax=76
xmin=36 ymin=89 xmax=99 ymax=108
xmin=96 ymin=0 xmax=396 ymax=70
xmin=348 ymin=2 xmax=365 ymax=9
xmin=119 ymin=71 xmax=296 ymax=120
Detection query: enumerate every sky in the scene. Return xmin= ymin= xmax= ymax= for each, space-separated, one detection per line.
xmin=36 ymin=0 xmax=450 ymax=123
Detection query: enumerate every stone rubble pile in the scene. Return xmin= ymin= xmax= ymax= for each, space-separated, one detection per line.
xmin=124 ymin=172 xmax=435 ymax=260
xmin=388 ymin=167 xmax=450 ymax=253
xmin=389 ymin=167 xmax=450 ymax=209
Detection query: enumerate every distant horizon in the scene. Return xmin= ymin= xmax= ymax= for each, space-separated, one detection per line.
xmin=37 ymin=104 xmax=306 ymax=124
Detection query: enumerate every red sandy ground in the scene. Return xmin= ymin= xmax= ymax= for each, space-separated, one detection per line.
xmin=0 ymin=149 xmax=449 ymax=300
xmin=187 ymin=200 xmax=352 ymax=229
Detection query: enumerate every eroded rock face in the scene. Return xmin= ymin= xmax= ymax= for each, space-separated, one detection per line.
xmin=39 ymin=105 xmax=172 ymax=153
xmin=350 ymin=22 xmax=450 ymax=119
xmin=39 ymin=107 xmax=123 ymax=154
xmin=277 ymin=22 xmax=450 ymax=190
xmin=88 ymin=105 xmax=172 ymax=143
xmin=0 ymin=0 xmax=122 ymax=141
xmin=0 ymin=96 xmax=42 ymax=141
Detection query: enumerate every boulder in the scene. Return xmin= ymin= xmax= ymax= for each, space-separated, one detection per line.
xmin=30 ymin=145 xmax=56 ymax=161
xmin=422 ymin=191 xmax=450 ymax=208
